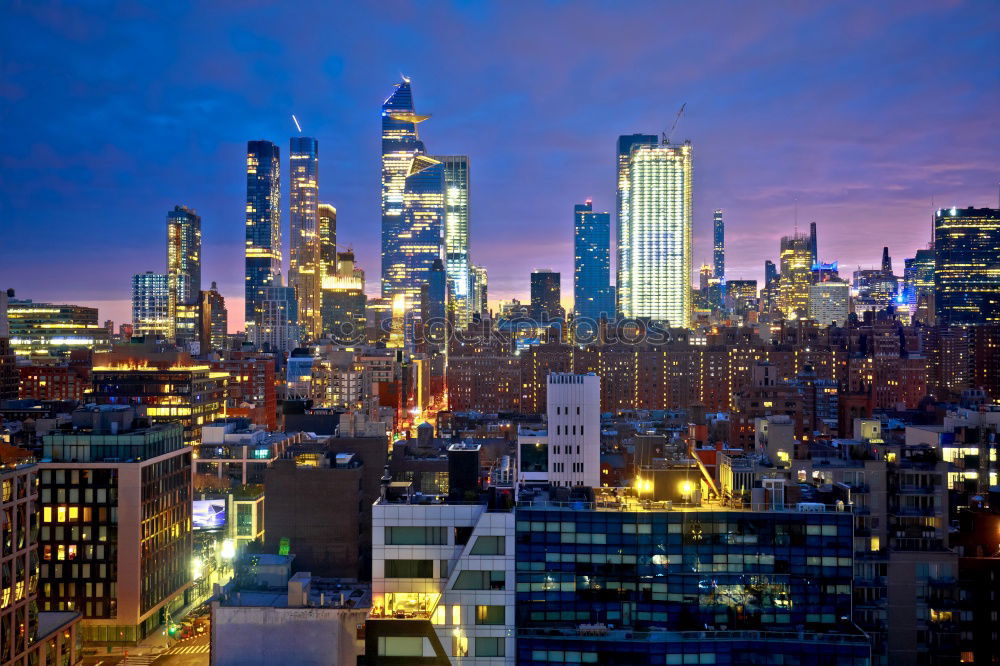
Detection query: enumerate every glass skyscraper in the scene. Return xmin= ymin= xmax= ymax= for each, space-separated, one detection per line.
xmin=245 ymin=140 xmax=281 ymax=335
xmin=620 ymin=140 xmax=693 ymax=327
xmin=131 ymin=271 xmax=170 ymax=338
xmin=934 ymin=206 xmax=1000 ymax=325
xmin=166 ymin=205 xmax=201 ymax=341
xmin=531 ymin=269 xmax=563 ymax=323
xmin=437 ymin=155 xmax=471 ymax=327
xmin=380 ymin=78 xmax=445 ymax=343
xmin=318 ymin=203 xmax=337 ymax=279
xmin=713 ymin=209 xmax=725 ymax=280
xmin=289 ymin=136 xmax=321 ymax=341
xmin=779 ymin=234 xmax=812 ymax=319
xmin=573 ymin=200 xmax=613 ymax=322
xmin=615 ymin=134 xmax=658 ymax=318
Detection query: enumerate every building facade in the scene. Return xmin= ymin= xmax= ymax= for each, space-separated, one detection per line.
xmin=809 ymin=281 xmax=850 ymax=327
xmin=245 ymin=140 xmax=282 ymax=336
xmin=573 ymin=201 xmax=613 ymax=323
xmin=530 ymin=270 xmax=562 ymax=324
xmin=166 ymin=205 xmax=202 ymax=343
xmin=131 ymin=272 xmax=170 ymax=339
xmin=779 ymin=235 xmax=812 ymax=319
xmin=934 ymin=206 xmax=1000 ymax=325
xmin=289 ymin=136 xmax=321 ymax=341
xmin=318 ymin=203 xmax=338 ymax=280
xmin=615 ymin=134 xmax=659 ymax=319
xmin=438 ymin=156 xmax=472 ymax=328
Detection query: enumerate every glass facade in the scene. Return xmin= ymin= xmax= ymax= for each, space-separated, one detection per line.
xmin=574 ymin=201 xmax=614 ymax=323
xmin=531 ymin=270 xmax=562 ymax=323
xmin=289 ymin=137 xmax=321 ymax=341
xmin=713 ymin=209 xmax=725 ymax=281
xmin=615 ymin=134 xmax=658 ymax=319
xmin=244 ymin=140 xmax=281 ymax=334
xmin=934 ymin=206 xmax=1000 ymax=325
xmin=438 ymin=156 xmax=471 ymax=327
xmin=318 ymin=203 xmax=337 ymax=280
xmin=131 ymin=272 xmax=170 ymax=339
xmin=166 ymin=205 xmax=201 ymax=344
xmin=778 ymin=235 xmax=811 ymax=319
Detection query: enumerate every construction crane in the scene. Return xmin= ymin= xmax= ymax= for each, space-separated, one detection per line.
xmin=663 ymin=103 xmax=686 ymax=145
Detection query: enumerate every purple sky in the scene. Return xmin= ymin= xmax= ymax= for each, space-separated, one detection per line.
xmin=2 ymin=1 xmax=997 ymax=331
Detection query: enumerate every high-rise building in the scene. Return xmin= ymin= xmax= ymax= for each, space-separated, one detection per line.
xmin=778 ymin=234 xmax=811 ymax=319
xmin=903 ymin=249 xmax=934 ymax=314
xmin=254 ymin=284 xmax=300 ymax=353
xmin=808 ymin=280 xmax=850 ymax=327
xmin=199 ymin=281 xmax=227 ymax=352
xmin=726 ymin=279 xmax=758 ymax=316
xmin=881 ymin=245 xmax=893 ymax=275
xmin=573 ymin=200 xmax=613 ymax=322
xmin=530 ymin=270 xmax=562 ymax=323
xmin=615 ymin=134 xmax=658 ymax=318
xmin=318 ymin=203 xmax=337 ymax=279
xmin=809 ymin=220 xmax=818 ymax=267
xmin=713 ymin=209 xmax=725 ymax=280
xmin=620 ymin=140 xmax=693 ymax=327
xmin=245 ymin=140 xmax=281 ymax=336
xmin=289 ymin=136 xmax=321 ymax=341
xmin=380 ymin=78 xmax=445 ymax=343
xmin=546 ymin=372 xmax=600 ymax=487
xmin=131 ymin=271 xmax=170 ymax=338
xmin=39 ymin=406 xmax=191 ymax=644
xmin=322 ymin=250 xmax=367 ymax=344
xmin=470 ymin=264 xmax=488 ymax=319
xmin=934 ymin=206 xmax=1000 ymax=325
xmin=165 ymin=205 xmax=201 ymax=343
xmin=1 ymin=289 xmax=18 ymax=399
xmin=437 ymin=155 xmax=471 ymax=327
xmin=765 ymin=259 xmax=779 ymax=287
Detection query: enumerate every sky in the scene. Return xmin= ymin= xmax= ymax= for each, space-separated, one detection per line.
xmin=1 ymin=0 xmax=998 ymax=331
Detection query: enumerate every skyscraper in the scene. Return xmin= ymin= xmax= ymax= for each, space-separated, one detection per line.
xmin=200 ymin=281 xmax=227 ymax=352
xmin=615 ymin=134 xmax=658 ymax=317
xmin=437 ymin=155 xmax=471 ymax=327
xmin=380 ymin=78 xmax=445 ymax=342
xmin=318 ymin=203 xmax=337 ymax=278
xmin=573 ymin=200 xmax=613 ymax=321
xmin=321 ymin=250 xmax=366 ymax=343
xmin=255 ymin=284 xmax=300 ymax=353
xmin=530 ymin=269 xmax=562 ymax=322
xmin=778 ymin=234 xmax=812 ymax=319
xmin=245 ymin=140 xmax=281 ymax=336
xmin=289 ymin=136 xmax=321 ymax=341
xmin=131 ymin=271 xmax=170 ymax=338
xmin=620 ymin=140 xmax=693 ymax=327
xmin=166 ymin=205 xmax=201 ymax=342
xmin=934 ymin=207 xmax=1000 ymax=325
xmin=808 ymin=221 xmax=818 ymax=267
xmin=470 ymin=264 xmax=488 ymax=318
xmin=881 ymin=245 xmax=893 ymax=275
xmin=765 ymin=259 xmax=779 ymax=287
xmin=713 ymin=209 xmax=725 ymax=280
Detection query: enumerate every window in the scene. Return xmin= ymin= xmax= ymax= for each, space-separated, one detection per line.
xmin=386 ymin=526 xmax=447 ymax=545
xmin=475 ymin=637 xmax=505 ymax=657
xmin=476 ymin=605 xmax=505 ymax=625
xmin=377 ymin=636 xmax=425 ymax=657
xmin=470 ymin=536 xmax=505 ymax=555
xmin=454 ymin=526 xmax=474 ymax=545
xmin=452 ymin=570 xmax=505 ymax=590
xmin=452 ymin=635 xmax=468 ymax=657
xmin=384 ymin=560 xmax=433 ymax=578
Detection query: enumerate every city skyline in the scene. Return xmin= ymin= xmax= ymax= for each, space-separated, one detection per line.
xmin=2 ymin=2 xmax=998 ymax=330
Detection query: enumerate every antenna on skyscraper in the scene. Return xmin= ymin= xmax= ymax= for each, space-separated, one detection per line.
xmin=663 ymin=103 xmax=686 ymax=144
xmin=291 ymin=115 xmax=302 ymax=133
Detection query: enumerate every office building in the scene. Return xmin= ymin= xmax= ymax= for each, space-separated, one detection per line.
xmin=5 ymin=296 xmax=112 ymax=359
xmin=573 ymin=200 xmax=613 ymax=323
xmin=934 ymin=206 xmax=1000 ymax=325
xmin=530 ymin=270 xmax=562 ymax=323
xmin=809 ymin=281 xmax=850 ymax=327
xmin=166 ymin=205 xmax=201 ymax=342
xmin=809 ymin=221 xmax=818 ymax=266
xmin=0 ymin=458 xmax=83 ymax=665
xmin=322 ymin=250 xmax=367 ymax=344
xmin=289 ymin=136 xmax=321 ymax=341
xmin=713 ymin=209 xmax=725 ymax=281
xmin=438 ymin=155 xmax=472 ymax=328
xmin=252 ymin=284 xmax=300 ymax=353
xmin=245 ymin=140 xmax=282 ymax=336
xmin=380 ymin=78 xmax=445 ymax=344
xmin=318 ymin=203 xmax=338 ymax=279
xmin=902 ymin=249 xmax=934 ymax=318
xmin=38 ymin=406 xmax=191 ymax=644
xmin=725 ymin=279 xmax=758 ymax=316
xmin=615 ymin=133 xmax=659 ymax=318
xmin=778 ymin=234 xmax=811 ymax=319
xmin=619 ymin=140 xmax=693 ymax=327
xmin=131 ymin=271 xmax=170 ymax=338
xmin=471 ymin=265 xmax=488 ymax=319
xmin=199 ymin=281 xmax=228 ymax=352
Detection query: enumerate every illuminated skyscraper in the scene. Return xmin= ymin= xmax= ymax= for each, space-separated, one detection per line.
xmin=380 ymin=78 xmax=445 ymax=343
xmin=245 ymin=140 xmax=281 ymax=336
xmin=530 ymin=269 xmax=563 ymax=322
xmin=255 ymin=284 xmax=300 ymax=353
xmin=574 ymin=200 xmax=613 ymax=321
xmin=289 ymin=137 xmax=321 ymax=341
xmin=321 ymin=250 xmax=366 ymax=343
xmin=713 ymin=209 xmax=725 ymax=281
xmin=470 ymin=264 xmax=488 ymax=318
xmin=903 ymin=248 xmax=934 ymax=315
xmin=318 ymin=203 xmax=337 ymax=278
xmin=934 ymin=207 xmax=1000 ymax=325
xmin=808 ymin=221 xmax=818 ymax=267
xmin=615 ymin=133 xmax=658 ymax=317
xmin=620 ymin=140 xmax=693 ymax=327
xmin=436 ymin=155 xmax=471 ymax=327
xmin=131 ymin=271 xmax=170 ymax=338
xmin=165 ymin=205 xmax=201 ymax=343
xmin=778 ymin=234 xmax=812 ymax=319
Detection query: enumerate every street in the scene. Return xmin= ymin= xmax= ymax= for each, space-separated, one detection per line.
xmin=81 ymin=633 xmax=209 ymax=666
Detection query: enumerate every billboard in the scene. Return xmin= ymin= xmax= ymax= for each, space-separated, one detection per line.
xmin=193 ymin=499 xmax=226 ymax=530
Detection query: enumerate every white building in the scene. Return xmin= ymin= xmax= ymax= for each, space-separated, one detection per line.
xmin=369 ymin=493 xmax=514 ymax=664
xmin=546 ymin=373 xmax=600 ymax=488
xmin=808 ymin=281 xmax=850 ymax=327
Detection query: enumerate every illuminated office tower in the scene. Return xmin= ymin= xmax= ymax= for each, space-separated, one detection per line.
xmin=903 ymin=248 xmax=935 ymax=315
xmin=808 ymin=280 xmax=850 ymax=326
xmin=289 ymin=136 xmax=321 ymax=341
xmin=621 ymin=140 xmax=693 ymax=327
xmin=318 ymin=203 xmax=337 ymax=278
xmin=131 ymin=272 xmax=170 ymax=338
xmin=166 ymin=205 xmax=201 ymax=343
xmin=380 ymin=78 xmax=445 ymax=342
xmin=436 ymin=155 xmax=471 ymax=327
xmin=615 ymin=134 xmax=658 ymax=317
xmin=935 ymin=206 xmax=1000 ymax=325
xmin=713 ymin=209 xmax=725 ymax=280
xmin=531 ymin=269 xmax=563 ymax=323
xmin=809 ymin=221 xmax=818 ymax=267
xmin=573 ymin=200 xmax=613 ymax=321
xmin=245 ymin=140 xmax=281 ymax=336
xmin=322 ymin=250 xmax=367 ymax=343
xmin=778 ymin=234 xmax=812 ymax=319
xmin=255 ymin=284 xmax=300 ymax=353
xmin=470 ymin=264 xmax=488 ymax=318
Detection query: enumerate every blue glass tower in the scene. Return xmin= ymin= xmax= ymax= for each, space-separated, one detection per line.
xmin=713 ymin=209 xmax=725 ymax=281
xmin=574 ymin=200 xmax=614 ymax=322
xmin=244 ymin=140 xmax=281 ymax=334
